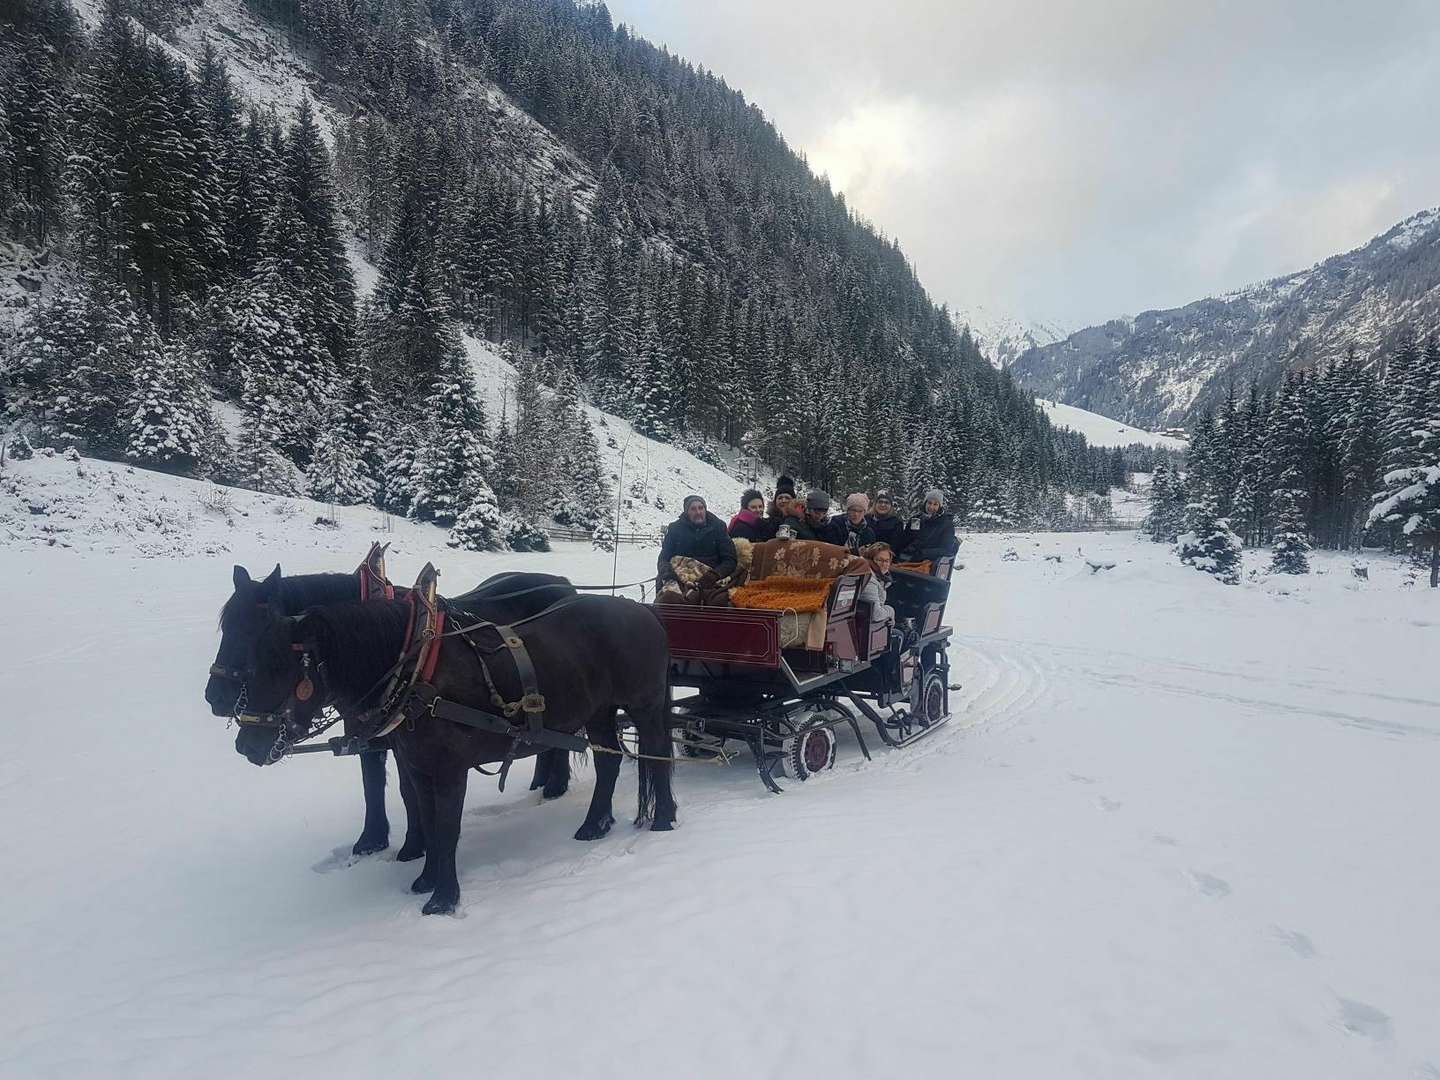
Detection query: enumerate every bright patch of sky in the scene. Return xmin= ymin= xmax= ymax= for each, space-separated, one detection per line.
xmin=605 ymin=0 xmax=1440 ymax=329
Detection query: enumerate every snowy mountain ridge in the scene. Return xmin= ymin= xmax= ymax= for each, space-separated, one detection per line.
xmin=1008 ymin=206 xmax=1440 ymax=429
xmin=955 ymin=304 xmax=1069 ymax=369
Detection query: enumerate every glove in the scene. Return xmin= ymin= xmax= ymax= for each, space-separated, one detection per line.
xmin=698 ymin=570 xmax=720 ymax=589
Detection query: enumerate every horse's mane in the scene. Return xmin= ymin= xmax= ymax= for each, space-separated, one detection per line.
xmin=302 ymin=601 xmax=411 ymax=709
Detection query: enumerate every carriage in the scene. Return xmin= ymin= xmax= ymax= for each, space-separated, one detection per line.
xmin=654 ymin=556 xmax=956 ymax=792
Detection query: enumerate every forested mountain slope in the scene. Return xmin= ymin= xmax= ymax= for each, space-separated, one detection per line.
xmin=1 ymin=0 xmax=1120 ymax=545
xmin=1010 ymin=209 xmax=1440 ymax=430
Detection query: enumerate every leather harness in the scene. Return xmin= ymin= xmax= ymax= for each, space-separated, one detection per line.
xmin=357 ymin=563 xmax=589 ymax=787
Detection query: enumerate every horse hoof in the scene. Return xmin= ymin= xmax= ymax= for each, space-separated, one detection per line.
xmin=396 ymin=839 xmax=426 ymax=862
xmin=410 ymin=873 xmax=434 ymax=894
xmin=650 ymin=818 xmax=676 ymax=832
xmin=542 ymin=781 xmax=570 ymax=801
xmin=422 ymin=893 xmax=458 ymax=916
xmin=574 ymin=814 xmax=614 ymax=841
xmin=351 ymin=833 xmax=388 ymax=857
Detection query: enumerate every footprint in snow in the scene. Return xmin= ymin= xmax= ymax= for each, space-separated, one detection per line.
xmin=1271 ymin=926 xmax=1316 ymax=958
xmin=1337 ymin=997 xmax=1391 ymax=1042
xmin=1068 ymin=773 xmax=1097 ymax=785
xmin=1152 ymin=834 xmax=1178 ymax=846
xmin=311 ymin=846 xmax=367 ymax=874
xmin=1188 ymin=870 xmax=1231 ymax=898
xmin=1095 ymin=796 xmax=1123 ymax=812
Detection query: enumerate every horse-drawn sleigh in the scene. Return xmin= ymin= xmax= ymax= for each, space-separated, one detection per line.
xmin=659 ymin=553 xmax=956 ymax=791
xmin=206 ymin=542 xmax=956 ymax=912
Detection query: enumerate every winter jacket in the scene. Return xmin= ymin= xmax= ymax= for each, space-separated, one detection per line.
xmin=792 ymin=515 xmax=833 ymax=542
xmin=899 ymin=510 xmax=959 ymax=563
xmin=657 ymin=511 xmax=738 ymax=582
xmin=828 ymin=515 xmax=877 ymax=553
xmin=868 ymin=511 xmax=908 ymax=551
xmin=727 ymin=509 xmax=776 ymax=542
xmin=858 ymin=570 xmax=894 ymax=625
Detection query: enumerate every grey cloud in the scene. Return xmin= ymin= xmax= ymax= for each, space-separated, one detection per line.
xmin=605 ymin=0 xmax=1440 ymax=329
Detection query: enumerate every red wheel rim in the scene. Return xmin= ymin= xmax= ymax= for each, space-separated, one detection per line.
xmin=801 ymin=729 xmax=832 ymax=773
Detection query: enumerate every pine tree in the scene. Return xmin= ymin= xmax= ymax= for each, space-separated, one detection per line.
xmin=1177 ymin=499 xmax=1243 ymax=584
xmin=305 ymin=389 xmax=377 ymax=506
xmin=125 ymin=338 xmax=211 ymax=473
xmin=6 ymin=278 xmax=144 ymax=456
xmin=1268 ymin=484 xmax=1311 ymax=574
xmin=1368 ymin=411 xmax=1440 ymax=586
xmin=410 ymin=344 xmax=493 ymax=526
xmin=447 ymin=481 xmax=505 ymax=551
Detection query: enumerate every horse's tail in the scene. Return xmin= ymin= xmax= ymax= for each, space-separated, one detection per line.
xmin=634 ymin=654 xmax=675 ymax=826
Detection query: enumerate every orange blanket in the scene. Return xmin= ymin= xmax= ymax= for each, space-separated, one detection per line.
xmin=730 ymin=575 xmax=832 ymax=613
xmin=895 ymin=560 xmax=932 ymax=575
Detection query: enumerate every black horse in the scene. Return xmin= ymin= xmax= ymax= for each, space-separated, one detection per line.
xmin=207 ymin=565 xmax=577 ymax=861
xmin=237 ymin=590 xmax=678 ymax=914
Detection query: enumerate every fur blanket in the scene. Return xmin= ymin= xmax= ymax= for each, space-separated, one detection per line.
xmin=730 ymin=575 xmax=832 ymax=613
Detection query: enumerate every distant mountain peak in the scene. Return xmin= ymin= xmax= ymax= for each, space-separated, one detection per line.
xmin=1008 ymin=205 xmax=1440 ymax=428
xmin=955 ymin=305 xmax=1069 ymax=369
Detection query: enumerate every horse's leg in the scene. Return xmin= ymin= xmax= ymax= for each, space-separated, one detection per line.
xmin=574 ymin=708 xmax=620 ymax=841
xmin=634 ymin=697 xmax=678 ymax=832
xmin=394 ymin=755 xmax=426 ymax=863
xmin=542 ymin=748 xmax=571 ymax=800
xmin=407 ymin=764 xmax=439 ymax=896
xmin=528 ymin=750 xmax=551 ymax=792
xmin=352 ymin=748 xmax=390 ymax=856
xmin=421 ymin=765 xmax=469 ymax=916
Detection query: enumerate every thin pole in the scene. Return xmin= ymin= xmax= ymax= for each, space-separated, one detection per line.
xmin=612 ymin=425 xmax=633 ymax=594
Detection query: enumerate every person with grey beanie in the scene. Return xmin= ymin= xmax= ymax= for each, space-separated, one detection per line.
xmin=792 ymin=490 xmax=834 ymax=542
xmin=899 ymin=488 xmax=959 ymax=563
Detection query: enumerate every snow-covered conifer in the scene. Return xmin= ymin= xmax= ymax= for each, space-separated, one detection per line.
xmin=1176 ymin=499 xmax=1243 ymax=584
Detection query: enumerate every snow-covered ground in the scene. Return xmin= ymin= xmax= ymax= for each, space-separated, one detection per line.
xmin=2 ymin=455 xmax=1437 ymax=1079
xmin=1039 ymin=398 xmax=1189 ymax=450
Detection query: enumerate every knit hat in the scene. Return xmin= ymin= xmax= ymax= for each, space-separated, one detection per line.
xmin=874 ymin=489 xmax=894 ymax=505
xmin=845 ymin=492 xmax=870 ymax=513
xmin=775 ymin=475 xmax=796 ymax=497
xmin=806 ymin=490 xmax=831 ymax=512
xmin=924 ymin=488 xmax=945 ymax=508
xmin=740 ymin=488 xmax=763 ymax=510
xmin=684 ymin=494 xmax=706 ymax=512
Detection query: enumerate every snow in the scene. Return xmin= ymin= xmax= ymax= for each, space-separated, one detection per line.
xmin=3 ymin=454 xmax=1439 ymax=1078
xmin=957 ymin=304 xmax=1069 ymax=369
xmin=1039 ymin=398 xmax=1189 ymax=450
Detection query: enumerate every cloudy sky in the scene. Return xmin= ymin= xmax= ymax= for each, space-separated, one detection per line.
xmin=604 ymin=0 xmax=1440 ymax=332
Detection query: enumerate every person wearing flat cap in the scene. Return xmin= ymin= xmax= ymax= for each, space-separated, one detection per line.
xmin=657 ymin=494 xmax=737 ymax=587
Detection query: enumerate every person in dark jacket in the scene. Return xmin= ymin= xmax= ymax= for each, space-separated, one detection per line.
xmin=727 ymin=489 xmax=774 ymax=541
xmin=792 ymin=490 xmax=835 ymax=541
xmin=766 ymin=475 xmax=797 ymax=537
xmin=657 ymin=495 xmax=738 ymax=586
xmin=868 ymin=489 xmax=908 ymax=550
xmin=829 ymin=492 xmax=878 ymax=552
xmin=898 ymin=488 xmax=959 ymax=563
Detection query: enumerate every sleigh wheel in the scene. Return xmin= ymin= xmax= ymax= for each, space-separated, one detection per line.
xmin=785 ymin=719 xmax=837 ymax=781
xmin=918 ymin=669 xmax=947 ymax=727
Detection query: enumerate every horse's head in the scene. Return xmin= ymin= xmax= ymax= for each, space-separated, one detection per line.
xmin=230 ymin=604 xmax=330 ymax=767
xmin=206 ymin=564 xmax=284 ymax=717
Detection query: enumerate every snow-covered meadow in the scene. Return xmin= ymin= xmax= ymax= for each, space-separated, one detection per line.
xmin=1 ymin=456 xmax=1437 ymax=1079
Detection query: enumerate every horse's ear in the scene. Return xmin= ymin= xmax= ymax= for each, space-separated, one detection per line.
xmin=233 ymin=565 xmax=251 ymax=589
xmin=264 ymin=564 xmax=282 ymax=587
